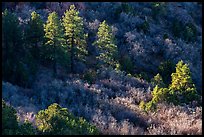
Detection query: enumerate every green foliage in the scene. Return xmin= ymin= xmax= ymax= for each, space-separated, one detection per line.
xmin=2 ymin=9 xmax=21 ymax=83
xmin=121 ymin=3 xmax=134 ymax=14
xmin=140 ymin=60 xmax=200 ymax=112
xmin=2 ymin=99 xmax=36 ymax=135
xmin=58 ymin=48 xmax=71 ymax=73
xmin=114 ymin=3 xmax=135 ymax=19
xmin=27 ymin=11 xmax=44 ymax=45
xmin=2 ymin=9 xmax=34 ymax=88
xmin=172 ymin=20 xmax=197 ymax=42
xmin=151 ymin=86 xmax=169 ymax=103
xmin=26 ymin=11 xmax=44 ymax=61
xmin=158 ymin=60 xmax=175 ymax=85
xmin=163 ymin=33 xmax=168 ymax=40
xmin=152 ymin=2 xmax=167 ymax=19
xmin=44 ymin=12 xmax=66 ymax=75
xmin=139 ymin=100 xmax=156 ymax=112
xmin=35 ymin=103 xmax=99 ymax=135
xmin=139 ymin=100 xmax=146 ymax=110
xmin=168 ymin=60 xmax=199 ymax=104
xmin=62 ymin=4 xmax=88 ymax=72
xmin=144 ymin=101 xmax=157 ymax=111
xmin=151 ymin=73 xmax=166 ymax=88
xmin=139 ymin=86 xmax=168 ymax=112
xmin=134 ymin=72 xmax=150 ymax=82
xmin=18 ymin=121 xmax=36 ymax=135
xmin=170 ymin=61 xmax=194 ymax=91
xmin=183 ymin=23 xmax=197 ymax=42
xmin=44 ymin=12 xmax=65 ymax=48
xmin=83 ymin=69 xmax=97 ymax=84
xmin=2 ymin=100 xmax=19 ymax=135
xmin=94 ymin=20 xmax=119 ymax=68
xmin=119 ymin=54 xmax=134 ymax=74
xmin=172 ymin=20 xmax=182 ymax=38
xmin=139 ymin=20 xmax=150 ymax=34
xmin=115 ymin=63 xmax=122 ymax=72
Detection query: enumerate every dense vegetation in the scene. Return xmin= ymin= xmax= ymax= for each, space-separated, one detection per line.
xmin=2 ymin=2 xmax=202 ymax=135
xmin=2 ymin=100 xmax=98 ymax=135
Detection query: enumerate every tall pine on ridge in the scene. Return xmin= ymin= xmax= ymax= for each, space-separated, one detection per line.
xmin=62 ymin=4 xmax=88 ymax=73
xmin=2 ymin=9 xmax=26 ymax=85
xmin=94 ymin=20 xmax=118 ymax=68
xmin=26 ymin=11 xmax=44 ymax=62
xmin=44 ymin=12 xmax=64 ymax=76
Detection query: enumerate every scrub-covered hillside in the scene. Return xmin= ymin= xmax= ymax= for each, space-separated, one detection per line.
xmin=2 ymin=2 xmax=202 ymax=135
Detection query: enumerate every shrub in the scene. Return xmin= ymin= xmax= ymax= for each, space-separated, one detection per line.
xmin=163 ymin=33 xmax=168 ymax=40
xmin=172 ymin=20 xmax=197 ymax=42
xmin=183 ymin=23 xmax=197 ymax=42
xmin=151 ymin=2 xmax=167 ymax=20
xmin=83 ymin=69 xmax=97 ymax=84
xmin=113 ymin=3 xmax=135 ymax=20
xmin=35 ymin=103 xmax=99 ymax=135
xmin=145 ymin=101 xmax=156 ymax=111
xmin=151 ymin=73 xmax=165 ymax=88
xmin=2 ymin=99 xmax=36 ymax=135
xmin=172 ymin=19 xmax=183 ymax=38
xmin=139 ymin=100 xmax=146 ymax=110
xmin=119 ymin=54 xmax=134 ymax=74
xmin=2 ymin=100 xmax=19 ymax=135
xmin=139 ymin=20 xmax=149 ymax=34
xmin=121 ymin=3 xmax=134 ymax=15
xmin=158 ymin=60 xmax=175 ymax=85
xmin=18 ymin=121 xmax=36 ymax=135
xmin=151 ymin=85 xmax=168 ymax=103
xmin=139 ymin=86 xmax=168 ymax=112
xmin=134 ymin=72 xmax=150 ymax=82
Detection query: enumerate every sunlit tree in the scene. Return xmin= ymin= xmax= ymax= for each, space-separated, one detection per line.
xmin=44 ymin=12 xmax=65 ymax=76
xmin=94 ymin=20 xmax=118 ymax=68
xmin=62 ymin=4 xmax=88 ymax=73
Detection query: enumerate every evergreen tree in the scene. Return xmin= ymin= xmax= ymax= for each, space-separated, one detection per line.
xmin=44 ymin=12 xmax=65 ymax=76
xmin=151 ymin=73 xmax=165 ymax=88
xmin=26 ymin=11 xmax=44 ymax=61
xmin=2 ymin=9 xmax=26 ymax=86
xmin=168 ymin=60 xmax=199 ymax=104
xmin=62 ymin=4 xmax=88 ymax=73
xmin=2 ymin=99 xmax=36 ymax=135
xmin=94 ymin=20 xmax=118 ymax=68
xmin=158 ymin=60 xmax=175 ymax=85
xmin=35 ymin=103 xmax=99 ymax=135
xmin=2 ymin=100 xmax=19 ymax=135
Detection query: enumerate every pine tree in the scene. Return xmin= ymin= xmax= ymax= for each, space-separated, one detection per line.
xmin=2 ymin=100 xmax=19 ymax=135
xmin=151 ymin=73 xmax=165 ymax=88
xmin=62 ymin=4 xmax=88 ymax=73
xmin=2 ymin=99 xmax=36 ymax=135
xmin=169 ymin=60 xmax=198 ymax=104
xmin=94 ymin=20 xmax=118 ymax=68
xmin=2 ymin=9 xmax=24 ymax=84
xmin=35 ymin=103 xmax=99 ymax=135
xmin=26 ymin=11 xmax=44 ymax=61
xmin=158 ymin=60 xmax=175 ymax=85
xmin=44 ymin=12 xmax=65 ymax=76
